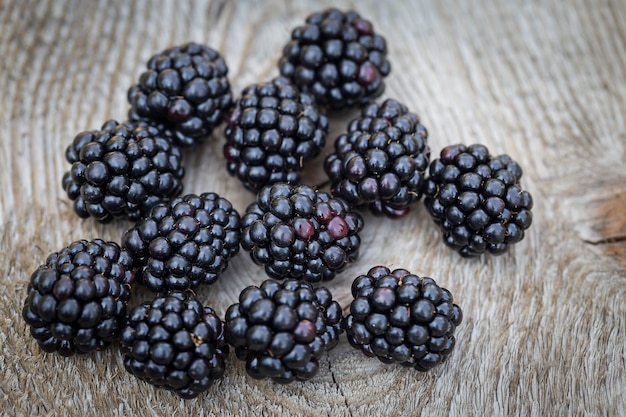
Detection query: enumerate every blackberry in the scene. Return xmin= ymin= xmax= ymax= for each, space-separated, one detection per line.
xmin=120 ymin=291 xmax=228 ymax=399
xmin=62 ymin=120 xmax=184 ymax=223
xmin=343 ymin=266 xmax=462 ymax=371
xmin=324 ymin=99 xmax=430 ymax=218
xmin=241 ymin=183 xmax=363 ymax=282
xmin=225 ymin=279 xmax=343 ymax=383
xmin=278 ymin=8 xmax=390 ymax=110
xmin=22 ymin=239 xmax=134 ymax=356
xmin=223 ymin=77 xmax=328 ymax=193
xmin=122 ymin=193 xmax=241 ymax=293
xmin=128 ymin=42 xmax=233 ymax=147
xmin=423 ymin=144 xmax=533 ymax=257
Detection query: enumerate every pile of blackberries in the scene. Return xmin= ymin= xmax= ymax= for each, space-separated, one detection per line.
xmin=22 ymin=8 xmax=534 ymax=400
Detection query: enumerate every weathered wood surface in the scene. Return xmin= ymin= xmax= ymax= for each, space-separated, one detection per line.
xmin=1 ymin=0 xmax=625 ymax=416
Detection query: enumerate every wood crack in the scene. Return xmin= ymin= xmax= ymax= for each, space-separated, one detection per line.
xmin=582 ymin=235 xmax=626 ymax=246
xmin=328 ymin=353 xmax=354 ymax=417
xmin=211 ymin=0 xmax=227 ymax=23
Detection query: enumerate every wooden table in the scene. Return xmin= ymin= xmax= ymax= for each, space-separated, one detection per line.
xmin=1 ymin=1 xmax=624 ymax=415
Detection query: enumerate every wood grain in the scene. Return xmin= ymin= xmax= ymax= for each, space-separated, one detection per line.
xmin=1 ymin=0 xmax=625 ymax=416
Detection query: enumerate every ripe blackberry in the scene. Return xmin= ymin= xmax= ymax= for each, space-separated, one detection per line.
xmin=120 ymin=291 xmax=228 ymax=399
xmin=225 ymin=279 xmax=343 ymax=383
xmin=241 ymin=183 xmax=363 ymax=282
xmin=22 ymin=239 xmax=134 ymax=356
xmin=278 ymin=8 xmax=390 ymax=110
xmin=122 ymin=193 xmax=241 ymax=293
xmin=343 ymin=266 xmax=462 ymax=371
xmin=223 ymin=77 xmax=328 ymax=193
xmin=62 ymin=120 xmax=184 ymax=223
xmin=324 ymin=99 xmax=430 ymax=218
xmin=423 ymin=144 xmax=533 ymax=257
xmin=128 ymin=42 xmax=233 ymax=147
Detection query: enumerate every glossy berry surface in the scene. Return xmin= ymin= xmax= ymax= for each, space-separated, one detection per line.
xmin=223 ymin=77 xmax=328 ymax=193
xmin=128 ymin=42 xmax=233 ymax=147
xmin=324 ymin=99 xmax=430 ymax=218
xmin=62 ymin=119 xmax=184 ymax=223
xmin=225 ymin=279 xmax=343 ymax=383
xmin=120 ymin=291 xmax=228 ymax=399
xmin=423 ymin=144 xmax=533 ymax=257
xmin=343 ymin=266 xmax=462 ymax=371
xmin=241 ymin=183 xmax=363 ymax=282
xmin=278 ymin=8 xmax=390 ymax=110
xmin=22 ymin=239 xmax=134 ymax=356
xmin=122 ymin=193 xmax=241 ymax=292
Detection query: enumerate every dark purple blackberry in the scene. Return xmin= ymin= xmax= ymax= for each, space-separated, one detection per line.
xmin=324 ymin=99 xmax=430 ymax=218
xmin=223 ymin=77 xmax=328 ymax=193
xmin=22 ymin=239 xmax=134 ymax=356
xmin=423 ymin=144 xmax=533 ymax=257
xmin=241 ymin=183 xmax=363 ymax=282
xmin=278 ymin=8 xmax=390 ymax=110
xmin=62 ymin=120 xmax=184 ymax=223
xmin=122 ymin=193 xmax=241 ymax=293
xmin=128 ymin=42 xmax=233 ymax=147
xmin=225 ymin=279 xmax=343 ymax=383
xmin=120 ymin=291 xmax=228 ymax=399
xmin=343 ymin=266 xmax=462 ymax=371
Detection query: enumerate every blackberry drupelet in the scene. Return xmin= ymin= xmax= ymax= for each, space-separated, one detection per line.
xmin=223 ymin=77 xmax=328 ymax=193
xmin=423 ymin=144 xmax=533 ymax=257
xmin=343 ymin=266 xmax=462 ymax=371
xmin=120 ymin=291 xmax=228 ymax=399
xmin=62 ymin=120 xmax=184 ymax=223
xmin=122 ymin=193 xmax=241 ymax=293
xmin=278 ymin=9 xmax=390 ymax=110
xmin=22 ymin=239 xmax=134 ymax=356
xmin=241 ymin=183 xmax=363 ymax=282
xmin=324 ymin=99 xmax=430 ymax=218
xmin=225 ymin=279 xmax=343 ymax=383
xmin=128 ymin=42 xmax=233 ymax=147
